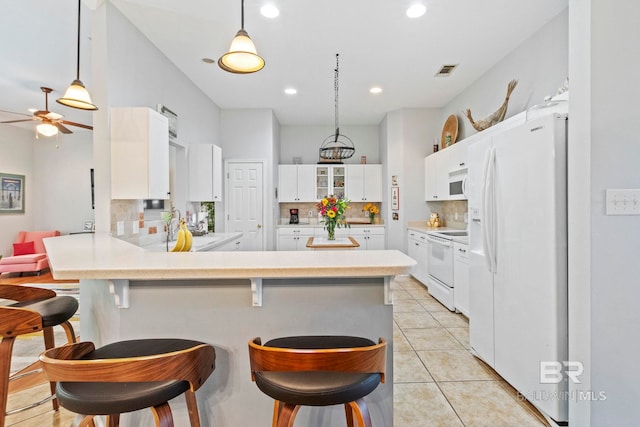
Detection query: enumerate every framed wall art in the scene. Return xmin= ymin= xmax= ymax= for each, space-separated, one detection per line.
xmin=391 ymin=186 xmax=399 ymax=210
xmin=0 ymin=173 xmax=25 ymax=213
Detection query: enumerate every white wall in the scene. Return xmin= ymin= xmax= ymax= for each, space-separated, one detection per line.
xmin=91 ymin=3 xmax=221 ymax=231
xmin=441 ymin=8 xmax=568 ymax=141
xmin=380 ymin=108 xmax=441 ymax=252
xmin=568 ymin=1 xmax=640 ymax=425
xmin=32 ymin=132 xmax=94 ymax=233
xmin=220 ymin=109 xmax=278 ymax=250
xmin=280 ymin=125 xmax=379 ymax=164
xmin=0 ymin=126 xmax=34 ymax=257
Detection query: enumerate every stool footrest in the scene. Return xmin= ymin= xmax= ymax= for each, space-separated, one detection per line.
xmin=5 ymin=393 xmax=55 ymax=416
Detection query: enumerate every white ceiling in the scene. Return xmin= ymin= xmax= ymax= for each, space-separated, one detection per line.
xmin=0 ymin=0 xmax=567 ymax=131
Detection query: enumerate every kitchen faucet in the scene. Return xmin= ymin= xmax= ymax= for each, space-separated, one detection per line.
xmin=168 ymin=207 xmax=181 ymax=241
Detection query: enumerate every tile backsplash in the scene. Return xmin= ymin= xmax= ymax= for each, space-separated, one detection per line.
xmin=111 ymin=199 xmax=167 ymax=245
xmin=279 ymin=202 xmax=382 ymax=224
xmin=428 ymin=200 xmax=468 ymax=229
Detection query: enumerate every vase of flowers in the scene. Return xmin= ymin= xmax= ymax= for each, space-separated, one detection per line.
xmin=317 ymin=195 xmax=350 ymax=240
xmin=363 ymin=203 xmax=379 ymax=224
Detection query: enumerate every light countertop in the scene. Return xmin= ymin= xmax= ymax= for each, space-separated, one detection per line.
xmin=44 ymin=233 xmax=415 ymax=281
xmin=140 ymin=232 xmax=242 ymax=252
xmin=407 ymin=222 xmax=469 ymax=245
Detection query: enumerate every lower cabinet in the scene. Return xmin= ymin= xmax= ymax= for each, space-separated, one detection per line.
xmin=277 ymin=226 xmax=385 ymax=250
xmin=407 ymin=229 xmax=429 ymax=284
xmin=277 ymin=228 xmax=315 ymax=250
xmin=350 ymin=228 xmax=386 ymax=250
xmin=453 ymin=241 xmax=470 ymax=316
xmin=205 ymin=237 xmax=242 ymax=251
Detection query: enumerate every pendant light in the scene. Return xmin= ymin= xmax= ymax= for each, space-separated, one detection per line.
xmin=319 ymin=54 xmax=355 ymax=162
xmin=57 ymin=0 xmax=98 ymax=110
xmin=218 ymin=0 xmax=265 ymax=74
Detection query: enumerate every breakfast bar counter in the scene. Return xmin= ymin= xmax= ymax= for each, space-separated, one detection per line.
xmin=44 ymin=233 xmax=415 ymax=427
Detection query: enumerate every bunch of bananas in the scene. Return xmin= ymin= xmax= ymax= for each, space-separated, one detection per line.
xmin=170 ymin=219 xmax=193 ymax=252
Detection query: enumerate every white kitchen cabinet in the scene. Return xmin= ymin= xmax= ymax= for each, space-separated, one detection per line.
xmin=424 ymin=154 xmax=441 ymax=201
xmin=111 ymin=107 xmax=169 ymax=200
xmin=277 ymin=228 xmax=315 ymax=250
xmin=212 ymin=236 xmax=241 ymax=251
xmin=346 ymin=165 xmax=382 ymax=202
xmin=407 ymin=229 xmax=429 ymax=284
xmin=453 ymin=241 xmax=470 ymax=317
xmin=315 ymin=165 xmax=345 ymax=200
xmin=188 ymin=144 xmax=223 ymax=202
xmin=278 ymin=165 xmax=315 ymax=202
xmin=349 ymin=227 xmax=385 ymax=250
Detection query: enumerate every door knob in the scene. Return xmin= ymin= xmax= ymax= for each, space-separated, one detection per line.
xmin=257 ymin=224 xmax=262 ymax=229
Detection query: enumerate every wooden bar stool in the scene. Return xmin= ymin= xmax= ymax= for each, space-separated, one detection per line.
xmin=0 ymin=284 xmax=78 ymax=427
xmin=248 ymin=335 xmax=386 ymax=427
xmin=39 ymin=338 xmax=215 ymax=427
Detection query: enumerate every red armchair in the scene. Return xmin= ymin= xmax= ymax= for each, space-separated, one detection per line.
xmin=0 ymin=231 xmax=60 ymax=276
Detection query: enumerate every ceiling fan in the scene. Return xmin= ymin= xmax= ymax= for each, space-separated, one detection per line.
xmin=0 ymin=86 xmax=93 ymax=137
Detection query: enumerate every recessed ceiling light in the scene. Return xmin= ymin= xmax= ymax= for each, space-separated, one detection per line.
xmin=406 ymin=4 xmax=427 ymax=18
xmin=370 ymin=87 xmax=383 ymax=94
xmin=201 ymin=57 xmax=216 ymax=64
xmin=260 ymin=4 xmax=280 ymax=18
xmin=284 ymin=88 xmax=297 ymax=95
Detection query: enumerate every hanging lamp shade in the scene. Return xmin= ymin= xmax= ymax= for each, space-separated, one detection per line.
xmin=57 ymin=0 xmax=98 ymax=110
xmin=36 ymin=122 xmax=58 ymax=137
xmin=218 ymin=0 xmax=265 ymax=74
xmin=57 ymin=79 xmax=97 ymax=110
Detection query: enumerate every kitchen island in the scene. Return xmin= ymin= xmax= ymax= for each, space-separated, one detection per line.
xmin=44 ymin=233 xmax=415 ymax=427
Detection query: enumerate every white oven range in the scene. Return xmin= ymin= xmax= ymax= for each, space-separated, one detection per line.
xmin=425 ymin=229 xmax=467 ymax=311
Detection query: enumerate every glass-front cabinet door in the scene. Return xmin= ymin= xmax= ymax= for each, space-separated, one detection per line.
xmin=316 ymin=166 xmax=345 ymax=200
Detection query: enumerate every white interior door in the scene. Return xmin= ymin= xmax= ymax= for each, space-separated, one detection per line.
xmin=226 ymin=162 xmax=264 ymax=251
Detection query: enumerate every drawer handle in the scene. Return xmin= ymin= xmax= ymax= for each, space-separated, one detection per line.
xmin=458 ymin=248 xmax=467 ymax=253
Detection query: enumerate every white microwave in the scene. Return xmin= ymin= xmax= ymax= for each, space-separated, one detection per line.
xmin=448 ymin=167 xmax=468 ymax=200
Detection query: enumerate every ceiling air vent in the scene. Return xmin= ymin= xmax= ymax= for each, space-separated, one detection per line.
xmin=435 ymin=64 xmax=458 ymax=77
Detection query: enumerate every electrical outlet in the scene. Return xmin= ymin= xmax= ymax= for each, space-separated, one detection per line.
xmin=606 ymin=189 xmax=640 ymax=215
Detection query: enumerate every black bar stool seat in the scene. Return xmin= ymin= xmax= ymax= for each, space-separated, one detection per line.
xmin=249 ymin=335 xmax=387 ymax=427
xmin=55 ymin=339 xmax=201 ymax=415
xmin=40 ymin=338 xmax=216 ymax=427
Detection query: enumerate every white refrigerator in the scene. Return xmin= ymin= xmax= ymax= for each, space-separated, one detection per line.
xmin=468 ymin=114 xmax=568 ymax=424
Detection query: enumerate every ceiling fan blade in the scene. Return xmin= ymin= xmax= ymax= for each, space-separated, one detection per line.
xmin=61 ymin=120 xmax=93 ymax=130
xmin=1 ymin=118 xmax=35 ymax=124
xmin=55 ymin=123 xmax=73 ymax=134
xmin=0 ymin=109 xmax=32 ymax=118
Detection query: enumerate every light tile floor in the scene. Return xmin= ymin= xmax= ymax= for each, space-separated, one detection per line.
xmin=5 ymin=276 xmax=550 ymax=426
xmin=392 ymin=275 xmax=549 ymax=427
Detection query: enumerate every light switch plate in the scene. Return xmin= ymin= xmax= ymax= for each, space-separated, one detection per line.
xmin=116 ymin=221 xmax=125 ymax=236
xmin=132 ymin=222 xmax=139 ymax=234
xmin=606 ymin=189 xmax=640 ymax=215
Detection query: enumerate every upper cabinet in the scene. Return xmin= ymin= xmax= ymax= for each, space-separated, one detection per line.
xmin=424 ymin=150 xmax=449 ymax=201
xmin=425 ymin=139 xmax=470 ymax=201
xmin=346 ymin=165 xmax=382 ymax=202
xmin=188 ymin=144 xmax=223 ymax=202
xmin=316 ymin=165 xmax=345 ymax=200
xmin=111 ymin=107 xmax=169 ymax=200
xmin=279 ymin=165 xmax=315 ymax=202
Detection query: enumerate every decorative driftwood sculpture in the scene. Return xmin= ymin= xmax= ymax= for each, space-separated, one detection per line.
xmin=464 ymin=79 xmax=518 ymax=132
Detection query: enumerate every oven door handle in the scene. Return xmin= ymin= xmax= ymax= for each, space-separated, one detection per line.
xmin=425 ymin=235 xmax=453 ymax=247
